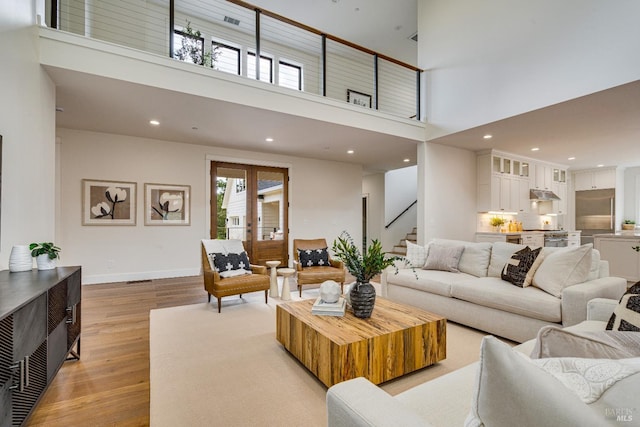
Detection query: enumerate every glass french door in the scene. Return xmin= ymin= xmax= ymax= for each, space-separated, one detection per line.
xmin=210 ymin=161 xmax=288 ymax=266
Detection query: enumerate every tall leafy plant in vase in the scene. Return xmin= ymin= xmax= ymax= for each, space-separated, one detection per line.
xmin=332 ymin=231 xmax=399 ymax=318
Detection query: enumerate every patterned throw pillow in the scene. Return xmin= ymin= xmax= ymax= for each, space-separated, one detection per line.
xmin=298 ymin=247 xmax=330 ymax=267
xmin=501 ymin=246 xmax=542 ymax=288
xmin=210 ymin=251 xmax=251 ymax=272
xmin=606 ymin=282 xmax=640 ymax=331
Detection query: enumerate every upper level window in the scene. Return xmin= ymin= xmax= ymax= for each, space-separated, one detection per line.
xmin=173 ymin=29 xmax=205 ymax=65
xmin=247 ymin=52 xmax=273 ymax=83
xmin=279 ymin=61 xmax=302 ymax=90
xmin=213 ymin=42 xmax=241 ymax=75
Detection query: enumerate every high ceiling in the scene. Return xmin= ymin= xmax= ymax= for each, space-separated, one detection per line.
xmin=249 ymin=0 xmax=418 ymax=66
xmin=428 ymin=80 xmax=640 ymax=170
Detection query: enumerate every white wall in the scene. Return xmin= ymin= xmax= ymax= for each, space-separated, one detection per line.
xmin=418 ymin=0 xmax=640 ymax=138
xmin=0 ymin=1 xmax=57 ymax=268
xmin=382 ymin=166 xmax=417 ymax=250
xmin=56 ymin=128 xmax=362 ymax=284
xmin=417 ymin=142 xmax=477 ymax=244
xmin=362 ymin=173 xmax=384 ymax=247
xmin=624 ymin=167 xmax=640 ymax=223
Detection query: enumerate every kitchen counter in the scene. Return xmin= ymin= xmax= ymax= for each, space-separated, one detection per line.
xmin=593 ymin=232 xmax=640 ymax=238
xmin=475 ymin=232 xmax=523 ymax=236
xmin=593 ymin=234 xmax=640 ymax=282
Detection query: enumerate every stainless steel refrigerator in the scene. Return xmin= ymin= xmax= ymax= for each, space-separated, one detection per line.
xmin=575 ymin=189 xmax=615 ymax=245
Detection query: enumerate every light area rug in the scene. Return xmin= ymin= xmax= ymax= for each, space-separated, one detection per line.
xmin=150 ymin=287 xmax=491 ymax=427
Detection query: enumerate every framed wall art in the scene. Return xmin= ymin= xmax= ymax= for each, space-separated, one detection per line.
xmin=347 ymin=89 xmax=372 ymax=108
xmin=82 ymin=179 xmax=137 ymax=225
xmin=144 ymin=183 xmax=191 ymax=226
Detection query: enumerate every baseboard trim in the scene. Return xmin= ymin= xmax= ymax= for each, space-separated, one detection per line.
xmin=82 ymin=268 xmax=201 ymax=285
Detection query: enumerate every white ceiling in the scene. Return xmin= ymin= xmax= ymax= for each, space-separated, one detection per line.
xmin=49 ymin=66 xmax=420 ymax=173
xmin=248 ymin=0 xmax=419 ymax=66
xmin=428 ymin=80 xmax=640 ymax=170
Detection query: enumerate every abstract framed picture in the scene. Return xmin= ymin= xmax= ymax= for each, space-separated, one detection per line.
xmin=82 ymin=179 xmax=137 ymax=225
xmin=347 ymin=89 xmax=372 ymax=108
xmin=144 ymin=183 xmax=191 ymax=226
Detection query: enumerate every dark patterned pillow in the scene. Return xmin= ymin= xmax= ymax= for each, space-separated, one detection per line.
xmin=210 ymin=251 xmax=251 ymax=272
xmin=298 ymin=247 xmax=330 ymax=267
xmin=501 ymin=246 xmax=542 ymax=288
xmin=606 ymin=282 xmax=640 ymax=331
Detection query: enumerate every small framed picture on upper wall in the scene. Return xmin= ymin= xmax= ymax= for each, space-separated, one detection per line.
xmin=347 ymin=89 xmax=372 ymax=108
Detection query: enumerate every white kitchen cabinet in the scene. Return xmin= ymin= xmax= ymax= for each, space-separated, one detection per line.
xmin=521 ymin=232 xmax=544 ymax=248
xmin=477 ymin=152 xmax=549 ymax=214
xmin=533 ymin=164 xmax=552 ymax=190
xmin=488 ymin=175 xmax=528 ymax=213
xmin=594 ymin=235 xmax=640 ymax=282
xmin=568 ymin=231 xmax=581 ymax=247
xmin=552 ymin=168 xmax=567 ymax=183
xmin=476 ymin=233 xmax=507 ymax=244
xmin=574 ymin=168 xmax=616 ymax=191
xmin=551 ymin=182 xmax=568 ymax=215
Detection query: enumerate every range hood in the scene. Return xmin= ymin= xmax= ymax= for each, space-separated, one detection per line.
xmin=529 ymin=189 xmax=561 ymax=201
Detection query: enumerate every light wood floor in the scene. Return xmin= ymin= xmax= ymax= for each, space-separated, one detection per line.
xmin=27 ymin=275 xmax=207 ymax=427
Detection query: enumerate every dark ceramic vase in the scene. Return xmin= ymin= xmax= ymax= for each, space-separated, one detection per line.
xmin=349 ymin=281 xmax=376 ymax=318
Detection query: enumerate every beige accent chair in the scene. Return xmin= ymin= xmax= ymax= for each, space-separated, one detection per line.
xmin=201 ymin=240 xmax=270 ymax=313
xmin=293 ymin=238 xmax=345 ymax=297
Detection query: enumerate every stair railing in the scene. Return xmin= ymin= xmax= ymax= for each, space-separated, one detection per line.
xmin=385 ymin=200 xmax=417 ymax=229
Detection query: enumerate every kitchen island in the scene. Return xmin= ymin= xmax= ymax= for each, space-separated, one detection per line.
xmin=594 ymin=233 xmax=640 ymax=283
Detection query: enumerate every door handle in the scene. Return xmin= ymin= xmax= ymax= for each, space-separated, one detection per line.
xmin=66 ymin=305 xmax=77 ymax=325
xmin=10 ymin=359 xmax=25 ymax=392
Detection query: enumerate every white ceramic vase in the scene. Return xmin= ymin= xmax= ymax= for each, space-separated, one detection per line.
xmin=36 ymin=254 xmax=57 ymax=270
xmin=9 ymin=245 xmax=33 ymax=272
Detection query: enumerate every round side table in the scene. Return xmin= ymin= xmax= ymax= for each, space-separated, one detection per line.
xmin=278 ymin=268 xmax=295 ymax=301
xmin=266 ymin=261 xmax=281 ymax=298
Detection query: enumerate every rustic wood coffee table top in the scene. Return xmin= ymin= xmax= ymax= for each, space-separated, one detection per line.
xmin=276 ymin=297 xmax=446 ymax=387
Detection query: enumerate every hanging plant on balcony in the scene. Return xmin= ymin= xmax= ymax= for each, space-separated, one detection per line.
xmin=174 ymin=21 xmax=220 ymax=67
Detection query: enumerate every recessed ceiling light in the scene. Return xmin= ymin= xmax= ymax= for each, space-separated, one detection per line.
xmin=568 ymin=157 xmax=576 ymax=160
xmin=597 ymin=164 xmax=604 ymax=168
xmin=347 ymin=150 xmax=354 ymax=154
xmin=149 ymin=120 xmax=160 ymax=126
xmin=403 ymin=158 xmax=410 ymax=163
xmin=265 ymin=137 xmax=274 ymax=142
xmin=483 ymin=134 xmax=492 ymax=140
xmin=531 ymin=147 xmax=540 ymax=152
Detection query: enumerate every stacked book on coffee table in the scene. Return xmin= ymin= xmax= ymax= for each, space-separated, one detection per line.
xmin=311 ymin=297 xmax=346 ymax=316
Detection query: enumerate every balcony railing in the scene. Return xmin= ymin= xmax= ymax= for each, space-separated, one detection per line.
xmin=48 ymin=0 xmax=423 ymax=121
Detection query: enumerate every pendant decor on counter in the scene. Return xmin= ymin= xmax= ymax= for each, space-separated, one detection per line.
xmin=9 ymin=245 xmax=33 ymax=272
xmin=350 ymin=281 xmax=376 ymax=318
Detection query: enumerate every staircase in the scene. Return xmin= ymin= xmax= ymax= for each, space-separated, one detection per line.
xmin=390 ymin=227 xmax=417 ymax=255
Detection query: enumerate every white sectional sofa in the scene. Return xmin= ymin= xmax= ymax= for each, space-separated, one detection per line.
xmin=327 ymin=298 xmax=640 ymax=427
xmin=381 ymin=239 xmax=627 ymax=343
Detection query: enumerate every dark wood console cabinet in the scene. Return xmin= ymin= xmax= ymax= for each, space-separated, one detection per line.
xmin=0 ymin=267 xmax=81 ymax=426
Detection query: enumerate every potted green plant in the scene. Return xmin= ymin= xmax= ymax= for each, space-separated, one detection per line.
xmin=332 ymin=231 xmax=399 ymax=318
xmin=29 ymin=242 xmax=61 ymax=270
xmin=622 ymin=220 xmax=636 ymax=231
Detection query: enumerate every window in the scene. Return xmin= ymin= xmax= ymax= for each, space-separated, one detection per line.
xmin=173 ymin=29 xmax=205 ymax=65
xmin=235 ymin=178 xmax=246 ymax=193
xmin=213 ymin=42 xmax=240 ymax=75
xmin=279 ymin=61 xmax=302 ymax=90
xmin=247 ymin=52 xmax=273 ymax=83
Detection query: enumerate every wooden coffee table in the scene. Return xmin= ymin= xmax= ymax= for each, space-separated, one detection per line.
xmin=276 ymin=298 xmax=446 ymax=387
